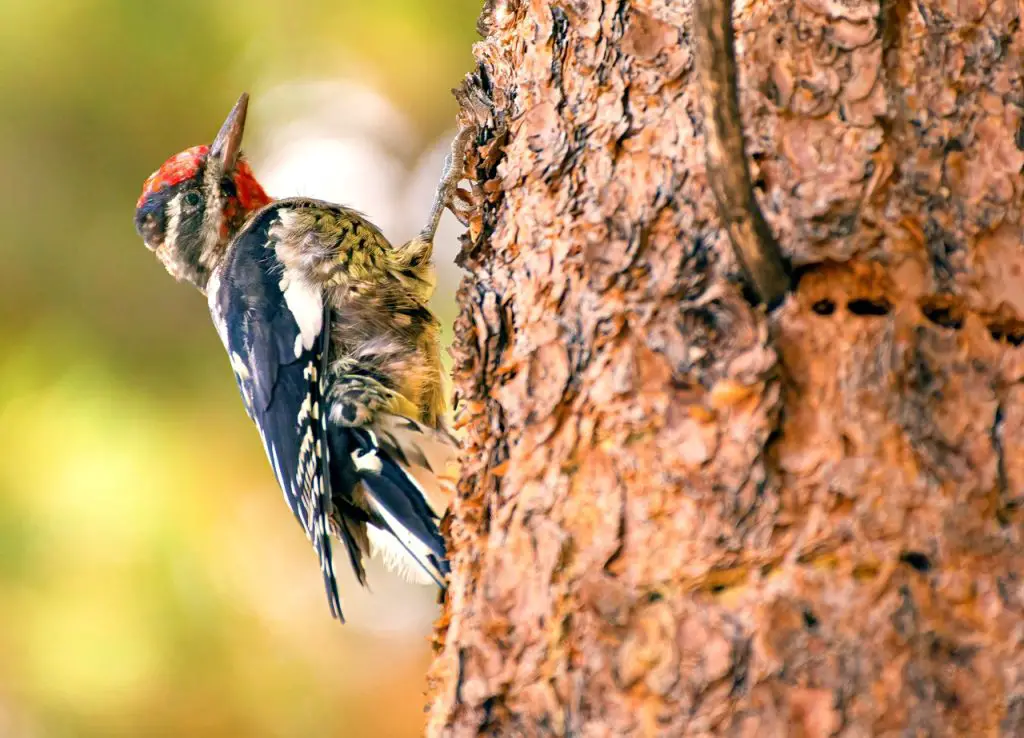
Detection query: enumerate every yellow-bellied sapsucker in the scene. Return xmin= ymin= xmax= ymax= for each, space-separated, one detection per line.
xmin=134 ymin=93 xmax=469 ymax=621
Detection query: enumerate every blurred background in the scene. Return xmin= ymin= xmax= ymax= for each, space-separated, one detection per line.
xmin=0 ymin=1 xmax=480 ymax=735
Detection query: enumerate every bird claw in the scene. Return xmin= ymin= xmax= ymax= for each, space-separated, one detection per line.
xmin=449 ymin=186 xmax=475 ymax=227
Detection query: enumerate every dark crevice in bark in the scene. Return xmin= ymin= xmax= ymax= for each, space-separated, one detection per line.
xmin=992 ymin=400 xmax=1010 ymax=524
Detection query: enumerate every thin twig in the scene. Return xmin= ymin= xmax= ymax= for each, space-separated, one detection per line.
xmin=693 ymin=0 xmax=790 ymax=308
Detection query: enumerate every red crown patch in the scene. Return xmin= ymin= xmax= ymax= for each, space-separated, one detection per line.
xmin=137 ymin=145 xmax=209 ymax=208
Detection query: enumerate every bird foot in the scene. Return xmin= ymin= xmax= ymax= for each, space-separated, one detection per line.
xmin=418 ymin=124 xmax=474 ymax=243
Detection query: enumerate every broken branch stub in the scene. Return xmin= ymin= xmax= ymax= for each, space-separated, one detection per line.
xmin=694 ymin=0 xmax=791 ymax=308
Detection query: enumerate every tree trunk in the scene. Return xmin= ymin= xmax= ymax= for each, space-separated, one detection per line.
xmin=427 ymin=0 xmax=1024 ymax=734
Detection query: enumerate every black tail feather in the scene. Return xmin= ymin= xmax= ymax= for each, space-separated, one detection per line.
xmin=329 ymin=425 xmax=449 ymax=585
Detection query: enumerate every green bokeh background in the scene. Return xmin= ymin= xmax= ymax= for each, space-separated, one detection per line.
xmin=0 ymin=2 xmax=479 ymax=735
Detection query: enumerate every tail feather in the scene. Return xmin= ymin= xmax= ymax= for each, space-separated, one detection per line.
xmin=373 ymin=414 xmax=458 ymax=516
xmin=330 ymin=500 xmax=371 ymax=587
xmin=363 ymin=476 xmax=447 ymax=587
xmin=330 ymin=422 xmax=451 ymax=586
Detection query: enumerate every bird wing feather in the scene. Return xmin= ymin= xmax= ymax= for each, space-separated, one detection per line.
xmin=209 ymin=206 xmax=344 ymax=620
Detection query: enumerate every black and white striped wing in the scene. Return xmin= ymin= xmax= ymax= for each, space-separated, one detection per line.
xmin=208 ymin=212 xmax=343 ymax=620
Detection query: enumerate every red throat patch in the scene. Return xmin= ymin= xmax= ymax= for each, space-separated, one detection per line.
xmin=137 ymin=145 xmax=208 ymax=208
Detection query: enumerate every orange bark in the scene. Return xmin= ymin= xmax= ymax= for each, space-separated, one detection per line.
xmin=428 ymin=0 xmax=1024 ymax=734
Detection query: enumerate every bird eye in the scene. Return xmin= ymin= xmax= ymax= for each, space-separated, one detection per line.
xmin=182 ymin=191 xmax=202 ymax=209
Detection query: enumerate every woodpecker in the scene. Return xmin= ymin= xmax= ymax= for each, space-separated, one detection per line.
xmin=134 ymin=93 xmax=470 ymax=621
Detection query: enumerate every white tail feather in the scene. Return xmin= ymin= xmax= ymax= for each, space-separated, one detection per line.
xmin=366 ymin=522 xmax=438 ymax=585
xmin=364 ymin=494 xmax=444 ymax=586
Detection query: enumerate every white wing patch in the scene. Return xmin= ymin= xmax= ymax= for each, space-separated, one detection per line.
xmin=279 ymin=274 xmax=323 ymax=357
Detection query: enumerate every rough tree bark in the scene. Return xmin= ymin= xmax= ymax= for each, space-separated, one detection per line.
xmin=426 ymin=0 xmax=1024 ymax=734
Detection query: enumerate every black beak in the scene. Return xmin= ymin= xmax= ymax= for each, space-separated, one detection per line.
xmin=210 ymin=92 xmax=248 ymax=173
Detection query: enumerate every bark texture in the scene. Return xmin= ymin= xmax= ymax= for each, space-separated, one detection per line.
xmin=428 ymin=0 xmax=1024 ymax=734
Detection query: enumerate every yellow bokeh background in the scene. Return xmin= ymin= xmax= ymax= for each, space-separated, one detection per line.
xmin=0 ymin=1 xmax=479 ymax=735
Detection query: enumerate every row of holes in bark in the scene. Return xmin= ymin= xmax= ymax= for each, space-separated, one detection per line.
xmin=810 ymin=297 xmax=1024 ymax=346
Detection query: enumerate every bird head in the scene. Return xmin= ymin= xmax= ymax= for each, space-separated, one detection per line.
xmin=134 ymin=93 xmax=271 ymax=292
